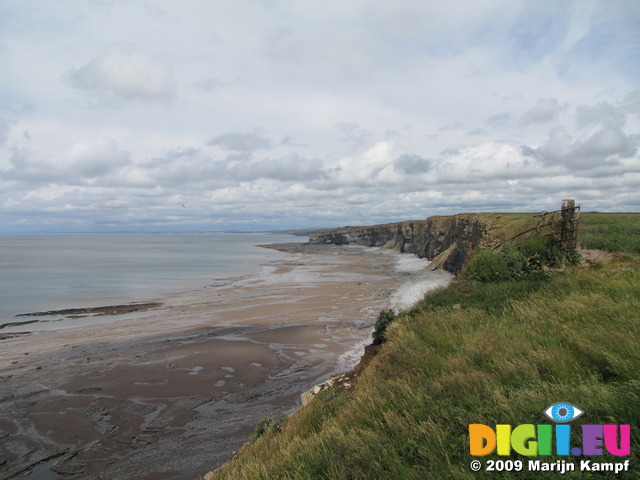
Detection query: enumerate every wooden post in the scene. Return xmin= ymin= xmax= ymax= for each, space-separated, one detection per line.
xmin=560 ymin=199 xmax=578 ymax=252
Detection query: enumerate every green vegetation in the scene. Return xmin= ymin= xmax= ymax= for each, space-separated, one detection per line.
xmin=579 ymin=212 xmax=640 ymax=254
xmin=372 ymin=309 xmax=397 ymax=345
xmin=207 ymin=213 xmax=640 ymax=480
xmin=482 ymin=213 xmax=538 ymax=240
xmin=464 ymin=235 xmax=580 ymax=283
xmin=250 ymin=416 xmax=288 ymax=444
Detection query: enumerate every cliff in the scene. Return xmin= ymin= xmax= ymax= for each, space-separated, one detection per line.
xmin=309 ymin=214 xmax=499 ymax=274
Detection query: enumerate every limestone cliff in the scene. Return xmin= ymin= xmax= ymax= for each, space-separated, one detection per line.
xmin=309 ymin=214 xmax=498 ymax=274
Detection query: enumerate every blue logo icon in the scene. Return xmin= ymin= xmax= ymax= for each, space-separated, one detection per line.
xmin=543 ymin=402 xmax=584 ymax=423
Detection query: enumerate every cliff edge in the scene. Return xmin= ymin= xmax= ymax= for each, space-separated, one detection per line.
xmin=309 ymin=214 xmax=499 ymax=274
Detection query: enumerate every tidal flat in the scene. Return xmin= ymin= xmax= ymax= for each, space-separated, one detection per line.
xmin=0 ymin=244 xmax=450 ymax=480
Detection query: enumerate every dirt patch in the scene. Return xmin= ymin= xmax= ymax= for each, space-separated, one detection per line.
xmin=578 ymin=247 xmax=617 ymax=266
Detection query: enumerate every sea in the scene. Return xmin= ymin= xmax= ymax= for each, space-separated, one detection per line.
xmin=0 ymin=232 xmax=304 ymax=324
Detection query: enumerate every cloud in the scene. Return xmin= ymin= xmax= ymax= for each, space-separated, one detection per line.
xmin=117 ymin=147 xmax=328 ymax=190
xmin=525 ymin=125 xmax=637 ymax=168
xmin=192 ymin=76 xmax=238 ymax=92
xmin=207 ymin=132 xmax=274 ymax=152
xmin=520 ymin=98 xmax=565 ymax=124
xmin=329 ymin=142 xmax=395 ymax=187
xmin=620 ymin=90 xmax=640 ymax=115
xmin=193 ymin=77 xmax=224 ymax=92
xmin=575 ymin=102 xmax=626 ymax=129
xmin=485 ymin=113 xmax=512 ymax=128
xmin=67 ymin=138 xmax=132 ymax=178
xmin=68 ymin=45 xmax=174 ymax=104
xmin=507 ymin=3 xmax=570 ymax=63
xmin=280 ymin=136 xmax=307 ymax=147
xmin=334 ymin=122 xmax=374 ymax=148
xmin=560 ymin=1 xmax=640 ymax=83
xmin=0 ymin=118 xmax=10 ymax=146
xmin=466 ymin=128 xmax=488 ymax=136
xmin=228 ymin=153 xmax=329 ymax=182
xmin=262 ymin=27 xmax=303 ymax=63
xmin=393 ymin=154 xmax=432 ymax=175
xmin=530 ymin=126 xmax=572 ymax=164
xmin=433 ymin=142 xmax=540 ymax=184
xmin=6 ymin=138 xmax=131 ymax=183
xmin=2 ymin=1 xmax=640 ymax=231
xmin=131 ymin=148 xmax=223 ymax=189
xmin=439 ymin=122 xmax=465 ymax=131
xmin=572 ymin=127 xmax=637 ymax=164
xmin=0 ymin=102 xmax=30 ymax=145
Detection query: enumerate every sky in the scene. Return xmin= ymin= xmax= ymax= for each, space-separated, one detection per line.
xmin=1 ymin=0 xmax=639 ymax=233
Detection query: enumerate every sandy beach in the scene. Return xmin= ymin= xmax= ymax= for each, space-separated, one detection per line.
xmin=0 ymin=244 xmax=451 ymax=480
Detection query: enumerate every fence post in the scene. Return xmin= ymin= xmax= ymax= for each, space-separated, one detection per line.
xmin=560 ymin=199 xmax=578 ymax=252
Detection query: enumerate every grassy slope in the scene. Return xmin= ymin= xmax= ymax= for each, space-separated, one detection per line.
xmin=207 ymin=213 xmax=640 ymax=480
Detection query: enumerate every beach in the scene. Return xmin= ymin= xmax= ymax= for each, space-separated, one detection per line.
xmin=0 ymin=244 xmax=451 ymax=480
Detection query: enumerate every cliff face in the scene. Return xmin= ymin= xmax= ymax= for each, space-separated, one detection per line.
xmin=309 ymin=214 xmax=496 ymax=274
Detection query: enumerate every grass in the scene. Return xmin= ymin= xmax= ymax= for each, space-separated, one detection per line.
xmin=480 ymin=213 xmax=537 ymax=241
xmin=579 ymin=213 xmax=640 ymax=254
xmin=478 ymin=211 xmax=640 ymax=255
xmin=205 ymin=213 xmax=640 ymax=480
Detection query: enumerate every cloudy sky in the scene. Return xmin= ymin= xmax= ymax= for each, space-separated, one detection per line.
xmin=1 ymin=0 xmax=639 ymax=232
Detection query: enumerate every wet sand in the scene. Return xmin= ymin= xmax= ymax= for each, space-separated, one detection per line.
xmin=0 ymin=244 xmax=448 ymax=480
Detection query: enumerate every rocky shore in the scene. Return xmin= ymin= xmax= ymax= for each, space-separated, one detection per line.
xmin=260 ymin=241 xmax=398 ymax=256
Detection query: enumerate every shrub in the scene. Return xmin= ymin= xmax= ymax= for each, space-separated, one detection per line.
xmin=463 ymin=249 xmax=512 ymax=282
xmin=564 ymin=248 xmax=582 ymax=266
xmin=250 ymin=415 xmax=287 ymax=443
xmin=512 ymin=235 xmax=549 ymax=268
xmin=465 ymin=235 xmax=580 ymax=283
xmin=372 ymin=309 xmax=397 ymax=345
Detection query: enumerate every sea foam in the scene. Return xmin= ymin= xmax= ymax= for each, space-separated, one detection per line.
xmin=389 ymin=253 xmax=453 ymax=311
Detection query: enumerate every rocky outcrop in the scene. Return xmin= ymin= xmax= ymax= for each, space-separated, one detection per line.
xmin=300 ymin=372 xmax=355 ymax=406
xmin=309 ymin=214 xmax=497 ymax=274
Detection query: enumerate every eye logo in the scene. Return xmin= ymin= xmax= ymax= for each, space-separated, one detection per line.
xmin=544 ymin=402 xmax=584 ymax=423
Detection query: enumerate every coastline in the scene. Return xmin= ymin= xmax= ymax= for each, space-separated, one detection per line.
xmin=0 ymin=243 xmax=450 ymax=480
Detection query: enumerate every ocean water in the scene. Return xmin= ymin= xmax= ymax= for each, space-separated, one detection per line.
xmin=0 ymin=232 xmax=304 ymax=320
